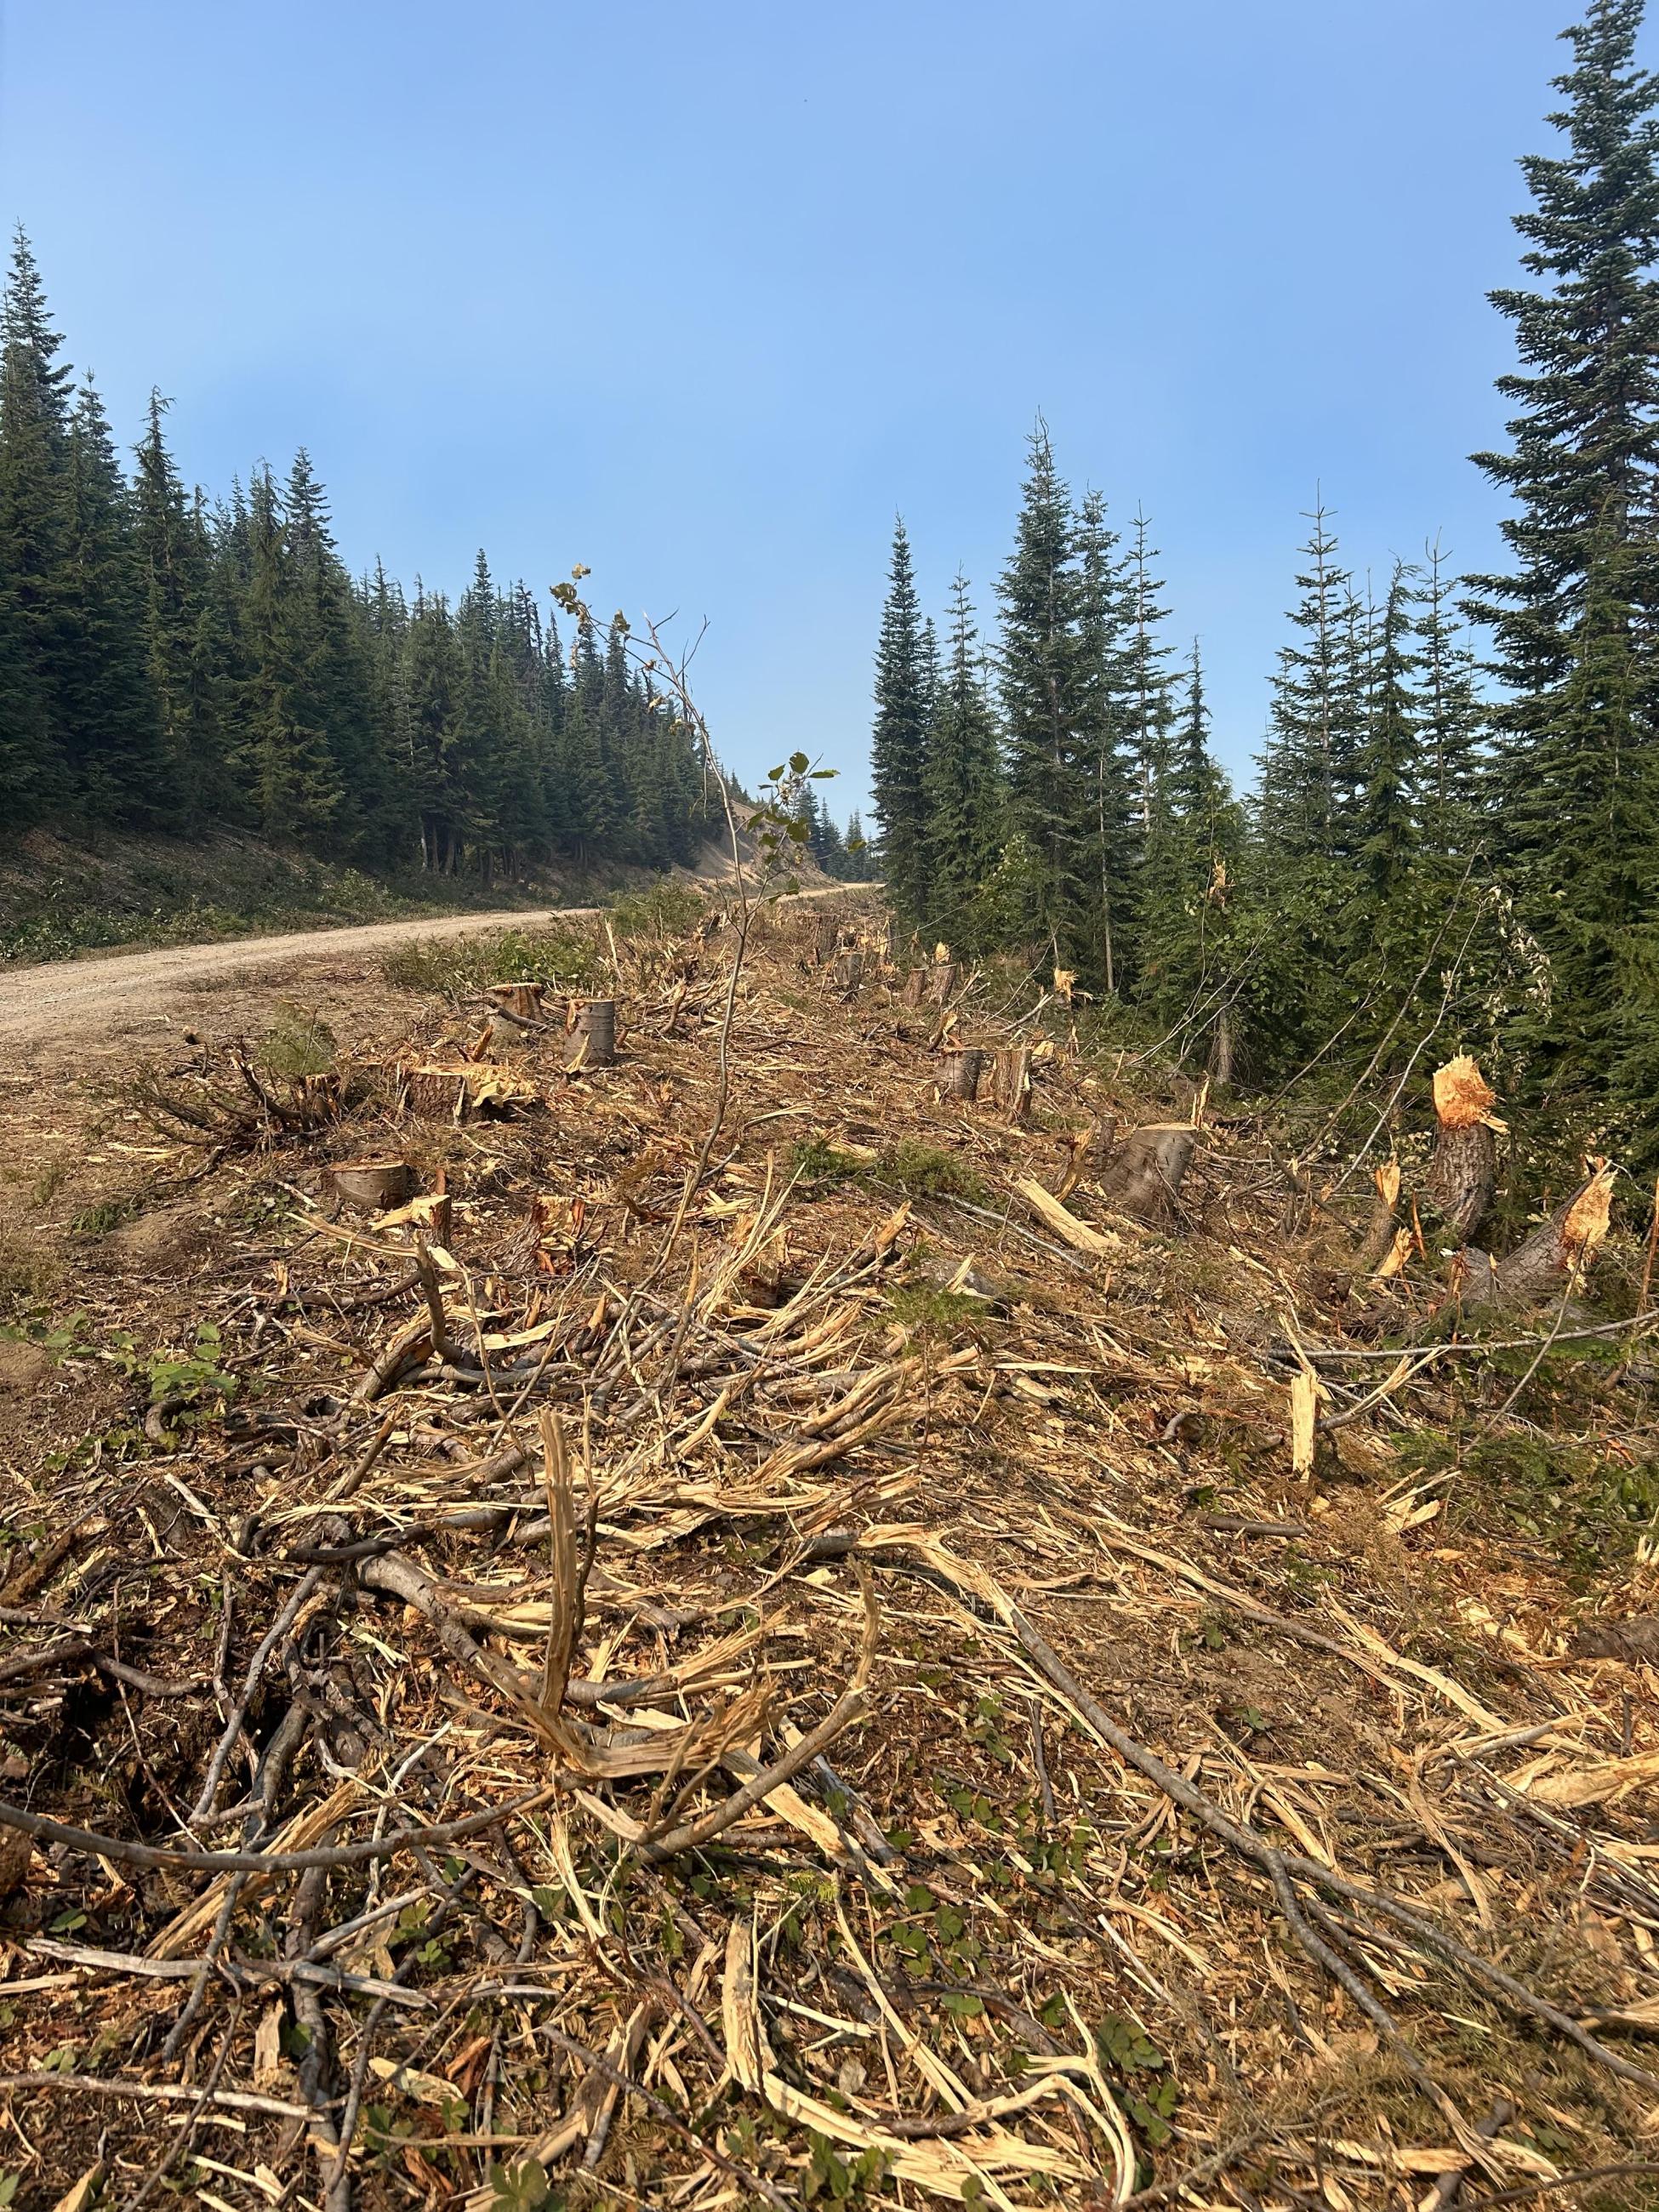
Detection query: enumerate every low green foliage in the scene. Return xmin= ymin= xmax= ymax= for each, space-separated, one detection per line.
xmin=887 ymin=1284 xmax=989 ymax=1334
xmin=381 ymin=922 xmax=603 ymax=1001
xmin=105 ymin=1320 xmax=236 ymax=1411
xmin=607 ymin=878 xmax=704 ymax=938
xmin=255 ymin=1001 xmax=338 ymax=1080
xmin=1400 ymin=1428 xmax=1659 ymax=1576
xmin=71 ymin=1195 xmax=137 ymax=1238
xmin=880 ymin=1137 xmax=986 ymax=1204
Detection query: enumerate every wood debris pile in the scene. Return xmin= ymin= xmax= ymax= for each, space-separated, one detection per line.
xmin=3 ymin=890 xmax=1658 ymax=2209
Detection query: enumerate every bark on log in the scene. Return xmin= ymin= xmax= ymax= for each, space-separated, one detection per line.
xmin=564 ymin=999 xmax=616 ymax=1069
xmin=1208 ymin=1006 xmax=1236 ymax=1087
xmin=899 ymin=967 xmax=927 ymax=1009
xmin=991 ymin=1046 xmax=1033 ymax=1123
xmin=939 ymin=1047 xmax=984 ymax=1102
xmin=813 ymin=917 xmax=840 ymax=967
xmin=332 ymin=1159 xmax=414 ymax=1212
xmin=1460 ymin=1164 xmax=1615 ymax=1308
xmin=1097 ymin=1122 xmax=1197 ymax=1229
xmin=831 ymin=951 xmax=864 ymax=993
xmin=1428 ymin=1055 xmax=1500 ymax=1242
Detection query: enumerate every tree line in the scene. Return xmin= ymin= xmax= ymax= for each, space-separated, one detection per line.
xmin=0 ymin=233 xmax=736 ymax=883
xmin=869 ymin=0 xmax=1659 ymax=1164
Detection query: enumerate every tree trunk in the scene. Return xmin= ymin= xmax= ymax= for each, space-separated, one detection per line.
xmin=565 ymin=997 xmax=616 ymax=1069
xmin=832 ymin=951 xmax=864 ymax=992
xmin=927 ymin=961 xmax=961 ymax=1008
xmin=1208 ymin=1006 xmax=1236 ymax=1087
xmin=488 ymin=982 xmax=548 ymax=1023
xmin=1097 ymin=1122 xmax=1197 ymax=1229
xmin=332 ymin=1158 xmax=414 ymax=1212
xmin=401 ymin=1065 xmax=474 ymax=1123
xmin=1355 ymin=1159 xmax=1403 ymax=1274
xmin=1461 ymin=1164 xmax=1615 ymax=1308
xmin=992 ymin=1046 xmax=1032 ymax=1123
xmin=899 ymin=966 xmax=927 ymax=1008
xmin=939 ymin=1047 xmax=984 ymax=1102
xmin=1427 ymin=1054 xmax=1501 ymax=1242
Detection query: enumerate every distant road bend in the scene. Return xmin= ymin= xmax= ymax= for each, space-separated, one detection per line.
xmin=0 ymin=887 xmax=846 ymax=1047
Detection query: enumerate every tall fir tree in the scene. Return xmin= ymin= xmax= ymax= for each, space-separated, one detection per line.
xmin=1075 ymin=488 xmax=1138 ymax=991
xmin=869 ymin=518 xmax=932 ymax=930
xmin=1417 ymin=538 xmax=1488 ymax=866
xmin=0 ymin=227 xmax=73 ymax=815
xmin=1466 ymin=0 xmax=1659 ymax=1116
xmin=1257 ymin=499 xmax=1354 ymax=858
xmin=998 ymin=422 xmax=1089 ymax=965
xmin=922 ymin=572 xmax=1003 ymax=949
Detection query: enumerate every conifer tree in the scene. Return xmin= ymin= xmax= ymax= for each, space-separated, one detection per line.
xmin=61 ymin=374 xmax=166 ymax=816
xmin=869 ymin=518 xmax=932 ymax=928
xmin=1354 ymin=563 xmax=1420 ymax=904
xmin=998 ymin=423 xmax=1088 ymax=963
xmin=1075 ymin=488 xmax=1137 ymax=990
xmin=1120 ymin=509 xmax=1174 ymax=841
xmin=1257 ymin=500 xmax=1353 ymax=858
xmin=1417 ymin=539 xmax=1487 ymax=864
xmin=1467 ymin=0 xmax=1659 ymax=1108
xmin=0 ymin=227 xmax=73 ymax=813
xmin=1137 ymin=644 xmax=1243 ymax=1062
xmin=922 ymin=572 xmax=1003 ymax=948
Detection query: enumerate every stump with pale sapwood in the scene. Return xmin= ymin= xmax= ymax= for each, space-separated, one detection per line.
xmin=939 ymin=1046 xmax=984 ymax=1101
xmin=1097 ymin=1122 xmax=1197 ymax=1229
xmin=333 ymin=1158 xmax=415 ymax=1211
xmin=992 ymin=1046 xmax=1032 ymax=1122
xmin=1427 ymin=1054 xmax=1500 ymax=1242
xmin=1355 ymin=1159 xmax=1403 ymax=1274
xmin=927 ymin=961 xmax=961 ymax=1007
xmin=487 ymin=982 xmax=547 ymax=1023
xmin=565 ymin=998 xmax=616 ymax=1069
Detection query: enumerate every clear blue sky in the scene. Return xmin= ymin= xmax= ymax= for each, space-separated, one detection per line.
xmin=0 ymin=0 xmax=1614 ymax=814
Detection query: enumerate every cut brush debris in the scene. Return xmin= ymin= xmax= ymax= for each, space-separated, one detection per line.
xmin=2 ymin=892 xmax=1659 ymax=2210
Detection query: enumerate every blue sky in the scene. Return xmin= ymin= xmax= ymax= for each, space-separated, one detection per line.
xmin=0 ymin=0 xmax=1614 ymax=814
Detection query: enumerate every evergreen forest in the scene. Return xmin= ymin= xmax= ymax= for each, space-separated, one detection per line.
xmin=869 ymin=0 xmax=1659 ymax=1166
xmin=0 ymin=240 xmax=744 ymax=886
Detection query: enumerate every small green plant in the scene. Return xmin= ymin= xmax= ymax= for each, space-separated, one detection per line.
xmin=488 ymin=2156 xmax=557 ymax=2211
xmin=1095 ymin=2014 xmax=1179 ymax=2147
xmin=887 ymin=1284 xmax=989 ymax=1335
xmin=71 ymin=1195 xmax=137 ymax=1238
xmin=880 ymin=1138 xmax=986 ymax=1205
xmin=256 ymin=1001 xmax=337 ymax=1080
xmin=790 ymin=1137 xmax=866 ymax=1189
xmin=105 ymin=1321 xmax=237 ymax=1411
xmin=802 ymin=2131 xmax=889 ymax=2203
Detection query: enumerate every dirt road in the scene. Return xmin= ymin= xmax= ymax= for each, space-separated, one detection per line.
xmin=0 ymin=906 xmax=589 ymax=1048
xmin=0 ymin=887 xmax=851 ymax=1052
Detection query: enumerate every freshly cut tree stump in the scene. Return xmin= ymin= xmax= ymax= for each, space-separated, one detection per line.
xmin=992 ymin=1046 xmax=1032 ymax=1122
xmin=400 ymin=1065 xmax=475 ymax=1123
xmin=1097 ymin=1122 xmax=1197 ymax=1229
xmin=899 ymin=967 xmax=928 ymax=1009
xmin=939 ymin=1046 xmax=984 ymax=1101
xmin=333 ymin=1158 xmax=415 ymax=1212
xmin=565 ymin=998 xmax=616 ymax=1069
xmin=832 ymin=951 xmax=864 ymax=992
xmin=814 ymin=917 xmax=840 ymax=967
xmin=927 ymin=961 xmax=961 ymax=1008
xmin=487 ymin=982 xmax=547 ymax=1023
xmin=1428 ymin=1054 xmax=1502 ymax=1241
xmin=1462 ymin=1162 xmax=1615 ymax=1308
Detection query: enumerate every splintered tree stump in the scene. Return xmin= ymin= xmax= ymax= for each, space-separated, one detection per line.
xmin=1355 ymin=1159 xmax=1403 ymax=1274
xmin=813 ymin=917 xmax=840 ymax=967
xmin=1097 ymin=1122 xmax=1197 ymax=1229
xmin=832 ymin=951 xmax=864 ymax=992
xmin=927 ymin=961 xmax=961 ymax=1008
xmin=1461 ymin=1163 xmax=1615 ymax=1308
xmin=899 ymin=967 xmax=927 ymax=1009
xmin=992 ymin=1046 xmax=1033 ymax=1122
xmin=939 ymin=1046 xmax=985 ymax=1102
xmin=1428 ymin=1054 xmax=1500 ymax=1241
xmin=487 ymin=982 xmax=547 ymax=1023
xmin=401 ymin=1065 xmax=475 ymax=1122
xmin=485 ymin=1013 xmax=526 ymax=1057
xmin=565 ymin=998 xmax=616 ymax=1069
xmin=333 ymin=1158 xmax=415 ymax=1212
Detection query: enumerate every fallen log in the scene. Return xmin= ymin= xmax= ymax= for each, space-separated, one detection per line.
xmin=1459 ymin=1161 xmax=1615 ymax=1308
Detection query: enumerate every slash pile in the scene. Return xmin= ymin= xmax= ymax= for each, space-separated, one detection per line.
xmin=3 ymin=889 xmax=1658 ymax=2209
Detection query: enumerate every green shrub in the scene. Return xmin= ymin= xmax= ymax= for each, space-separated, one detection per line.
xmin=607 ymin=880 xmax=704 ymax=939
xmin=256 ymin=1002 xmax=338 ymax=1080
xmin=381 ymin=924 xmax=603 ymax=1001
xmin=880 ymin=1138 xmax=986 ymax=1205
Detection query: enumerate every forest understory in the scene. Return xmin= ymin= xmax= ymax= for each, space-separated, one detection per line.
xmin=0 ymin=888 xmax=1656 ymax=2212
